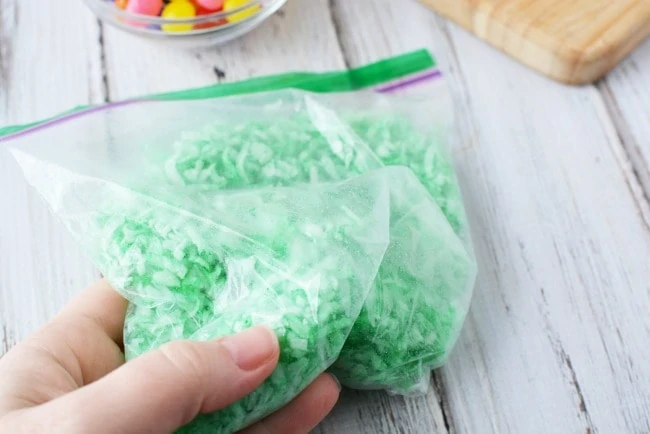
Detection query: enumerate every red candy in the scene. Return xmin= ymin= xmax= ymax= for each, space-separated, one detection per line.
xmin=193 ymin=0 xmax=226 ymax=29
xmin=196 ymin=5 xmax=215 ymax=15
xmin=126 ymin=0 xmax=163 ymax=16
xmin=194 ymin=0 xmax=224 ymax=11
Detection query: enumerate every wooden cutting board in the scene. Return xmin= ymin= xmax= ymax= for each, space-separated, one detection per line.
xmin=418 ymin=0 xmax=650 ymax=84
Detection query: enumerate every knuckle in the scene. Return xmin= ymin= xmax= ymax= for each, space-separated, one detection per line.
xmin=157 ymin=341 xmax=208 ymax=387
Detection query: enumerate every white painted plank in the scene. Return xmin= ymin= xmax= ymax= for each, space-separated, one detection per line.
xmin=600 ymin=39 xmax=650 ymax=200
xmin=444 ymin=31 xmax=650 ymax=432
xmin=332 ymin=1 xmax=650 ymax=433
xmin=0 ymin=1 xmax=102 ymax=352
xmin=103 ymin=0 xmax=346 ymax=100
xmin=4 ymin=1 xmax=648 ymax=433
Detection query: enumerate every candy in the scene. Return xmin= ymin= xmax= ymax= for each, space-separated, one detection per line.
xmin=125 ymin=0 xmax=163 ymax=15
xmin=161 ymin=0 xmax=196 ymax=32
xmin=115 ymin=0 xmax=129 ymax=10
xmin=223 ymin=0 xmax=260 ymax=23
xmin=194 ymin=0 xmax=225 ymax=11
xmin=195 ymin=5 xmax=217 ymax=15
xmin=194 ymin=3 xmax=227 ymax=30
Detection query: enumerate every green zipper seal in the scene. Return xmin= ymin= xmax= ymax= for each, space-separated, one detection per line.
xmin=0 ymin=49 xmax=435 ymax=138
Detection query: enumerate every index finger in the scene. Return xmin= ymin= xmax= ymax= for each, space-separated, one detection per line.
xmin=0 ymin=279 xmax=128 ymax=407
xmin=55 ymin=279 xmax=128 ymax=346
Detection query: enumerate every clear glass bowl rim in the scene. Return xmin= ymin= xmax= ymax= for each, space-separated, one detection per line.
xmin=87 ymin=0 xmax=265 ymax=24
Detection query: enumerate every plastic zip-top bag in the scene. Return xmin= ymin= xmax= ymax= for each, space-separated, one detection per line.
xmin=1 ymin=50 xmax=477 ymax=433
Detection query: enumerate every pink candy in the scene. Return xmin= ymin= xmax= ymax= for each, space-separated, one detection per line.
xmin=126 ymin=0 xmax=163 ymax=16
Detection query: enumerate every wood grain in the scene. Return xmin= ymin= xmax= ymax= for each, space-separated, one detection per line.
xmin=418 ymin=0 xmax=650 ymax=84
xmin=1 ymin=1 xmax=650 ymax=433
xmin=599 ymin=39 xmax=650 ymax=212
xmin=315 ymin=387 xmax=449 ymax=434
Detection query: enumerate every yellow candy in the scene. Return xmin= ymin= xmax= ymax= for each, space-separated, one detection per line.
xmin=224 ymin=0 xmax=260 ymax=23
xmin=161 ymin=1 xmax=195 ymax=32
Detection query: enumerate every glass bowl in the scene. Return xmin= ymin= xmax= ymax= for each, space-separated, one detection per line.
xmin=84 ymin=0 xmax=287 ymax=49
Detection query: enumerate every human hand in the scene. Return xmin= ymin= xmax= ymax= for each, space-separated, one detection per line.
xmin=0 ymin=280 xmax=340 ymax=433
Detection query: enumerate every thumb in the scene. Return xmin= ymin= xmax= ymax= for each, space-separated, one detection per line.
xmin=35 ymin=326 xmax=279 ymax=434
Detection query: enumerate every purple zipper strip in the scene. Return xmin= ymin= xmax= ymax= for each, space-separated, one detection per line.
xmin=0 ymin=99 xmax=146 ymax=143
xmin=376 ymin=69 xmax=443 ymax=93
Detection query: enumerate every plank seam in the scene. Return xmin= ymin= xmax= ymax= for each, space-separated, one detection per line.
xmin=437 ymin=17 xmax=483 ymax=148
xmin=98 ymin=20 xmax=111 ymax=103
xmin=432 ymin=372 xmax=454 ymax=434
xmin=597 ymin=79 xmax=650 ymax=195
xmin=0 ymin=0 xmax=17 ymax=93
xmin=1 ymin=323 xmax=14 ymax=355
xmin=328 ymin=0 xmax=351 ymax=68
xmin=539 ymin=286 xmax=596 ymax=433
xmin=561 ymin=352 xmax=594 ymax=434
xmin=595 ymin=79 xmax=650 ymax=233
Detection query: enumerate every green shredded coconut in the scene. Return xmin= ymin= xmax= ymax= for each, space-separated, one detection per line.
xmin=110 ymin=95 xmax=474 ymax=433
xmin=97 ymin=168 xmax=392 ymax=433
xmin=146 ymin=104 xmax=476 ymax=396
xmin=8 ymin=91 xmax=476 ymax=433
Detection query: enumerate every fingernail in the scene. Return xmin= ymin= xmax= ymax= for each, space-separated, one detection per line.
xmin=329 ymin=373 xmax=342 ymax=391
xmin=221 ymin=326 xmax=278 ymax=371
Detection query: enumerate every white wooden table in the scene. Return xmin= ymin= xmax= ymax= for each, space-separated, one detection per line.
xmin=1 ymin=1 xmax=650 ymax=433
